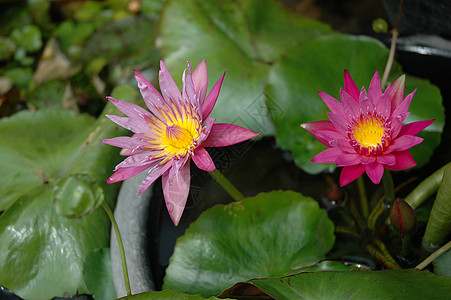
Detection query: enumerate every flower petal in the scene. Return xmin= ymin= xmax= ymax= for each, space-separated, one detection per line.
xmin=368 ymin=71 xmax=382 ymax=103
xmin=399 ymin=119 xmax=434 ymax=136
xmin=340 ymin=164 xmax=365 ymax=186
xmin=192 ymin=146 xmax=215 ymax=172
xmin=138 ymin=161 xmax=172 ymax=195
xmin=388 ymin=74 xmax=405 ymax=109
xmin=391 ymin=89 xmax=416 ymax=119
xmin=343 ymin=70 xmax=360 ymax=101
xmin=106 ymin=163 xmax=153 ymax=184
xmin=159 ymin=60 xmax=182 ymax=103
xmin=106 ymin=114 xmax=150 ymax=134
xmin=192 ymin=59 xmax=208 ymax=103
xmin=301 ymin=121 xmax=337 ymax=146
xmin=365 ymin=162 xmax=384 ymax=184
xmin=162 ymin=161 xmax=191 ymax=226
xmin=335 ymin=153 xmax=362 ymax=166
xmin=182 ymin=62 xmax=199 ymax=108
xmin=318 ymin=91 xmax=346 ymax=117
xmin=377 ymin=153 xmax=396 ymax=166
xmin=134 ymin=70 xmax=168 ymax=111
xmin=311 ymin=148 xmax=343 ymax=164
xmin=202 ymin=123 xmax=259 ymax=147
xmin=340 ymin=88 xmax=360 ymax=119
xmin=328 ymin=112 xmax=349 ymax=134
xmin=114 ymin=151 xmax=159 ymax=170
xmin=385 ymin=150 xmax=417 ymax=171
xmin=101 ymin=135 xmax=148 ymax=151
xmin=202 ymin=72 xmax=225 ymax=120
xmin=389 ymin=135 xmax=424 ymax=152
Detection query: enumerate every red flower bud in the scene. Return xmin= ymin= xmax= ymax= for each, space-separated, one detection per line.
xmin=390 ymin=198 xmax=417 ymax=237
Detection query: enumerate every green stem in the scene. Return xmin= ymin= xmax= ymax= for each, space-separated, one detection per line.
xmin=416 ymin=240 xmax=451 ymax=270
xmin=402 ymin=236 xmax=411 ymax=258
xmin=383 ymin=170 xmax=395 ymax=206
xmin=210 ymin=169 xmax=244 ymax=201
xmin=102 ymin=201 xmax=132 ymax=297
xmin=357 ymin=177 xmax=369 ymax=219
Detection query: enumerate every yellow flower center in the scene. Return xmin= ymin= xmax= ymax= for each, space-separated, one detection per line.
xmin=349 ymin=114 xmax=391 ymax=156
xmin=145 ymin=103 xmax=202 ymax=163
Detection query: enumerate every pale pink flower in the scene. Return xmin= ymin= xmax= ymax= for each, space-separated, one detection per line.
xmin=102 ymin=60 xmax=259 ymax=225
xmin=301 ymin=70 xmax=434 ymax=186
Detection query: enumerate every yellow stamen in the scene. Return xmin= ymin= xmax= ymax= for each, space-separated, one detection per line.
xmin=349 ymin=114 xmax=390 ymax=155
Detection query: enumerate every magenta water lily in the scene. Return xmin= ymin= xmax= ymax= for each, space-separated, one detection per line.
xmin=302 ymin=70 xmax=434 ymax=186
xmin=102 ymin=60 xmax=259 ymax=226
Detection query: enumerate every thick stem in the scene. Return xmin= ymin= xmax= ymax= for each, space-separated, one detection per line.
xmin=102 ymin=201 xmax=132 ymax=297
xmin=416 ymin=240 xmax=451 ymax=270
xmin=383 ymin=170 xmax=395 ymax=206
xmin=210 ymin=169 xmax=244 ymax=201
xmin=357 ymin=176 xmax=369 ymax=219
xmin=381 ymin=29 xmax=398 ymax=88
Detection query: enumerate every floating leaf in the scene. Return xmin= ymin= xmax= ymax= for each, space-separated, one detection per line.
xmin=265 ymin=35 xmax=444 ymax=173
xmin=163 ymin=190 xmax=335 ymax=297
xmin=221 ymin=269 xmax=451 ymax=299
xmin=83 ymin=248 xmax=117 ymax=300
xmin=159 ymin=0 xmax=333 ymax=135
xmin=0 ymin=105 xmax=126 ymax=299
xmin=117 ymin=289 xmax=224 ymax=300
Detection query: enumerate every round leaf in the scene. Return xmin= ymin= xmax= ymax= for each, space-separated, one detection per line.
xmin=159 ymin=0 xmax=333 ymax=135
xmin=54 ymin=173 xmax=104 ymax=218
xmin=83 ymin=248 xmax=116 ymax=300
xmin=163 ymin=190 xmax=335 ymax=297
xmin=266 ymin=35 xmax=444 ymax=173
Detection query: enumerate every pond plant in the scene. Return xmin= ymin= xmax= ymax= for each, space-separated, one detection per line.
xmin=1 ymin=0 xmax=451 ymax=299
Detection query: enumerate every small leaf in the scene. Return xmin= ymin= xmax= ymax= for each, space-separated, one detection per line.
xmin=53 ymin=173 xmax=104 ymax=218
xmin=10 ymin=24 xmax=42 ymax=53
xmin=221 ymin=269 xmax=451 ymax=299
xmin=163 ymin=190 xmax=335 ymax=297
xmin=83 ymin=248 xmax=117 ymax=300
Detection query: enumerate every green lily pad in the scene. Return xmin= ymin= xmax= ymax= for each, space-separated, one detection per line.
xmin=221 ymin=269 xmax=451 ymax=299
xmin=265 ymin=35 xmax=444 ymax=173
xmin=0 ymin=105 xmax=126 ymax=299
xmin=117 ymin=289 xmax=225 ymax=300
xmin=163 ymin=190 xmax=335 ymax=297
xmin=158 ymin=0 xmax=333 ymax=135
xmin=433 ymin=248 xmax=451 ymax=277
xmin=83 ymin=248 xmax=117 ymax=300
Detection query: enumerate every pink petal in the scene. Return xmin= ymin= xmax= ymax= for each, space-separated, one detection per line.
xmin=134 ymin=70 xmax=168 ymax=111
xmin=343 ymin=70 xmax=360 ymax=101
xmin=107 ymin=96 xmax=152 ymax=120
xmin=374 ymin=92 xmax=391 ymax=120
xmin=328 ymin=112 xmax=349 ymax=134
xmin=399 ymin=119 xmax=434 ymax=136
xmin=377 ymin=154 xmax=396 ymax=166
xmin=388 ymin=74 xmax=405 ymax=109
xmin=360 ymin=155 xmax=376 ymax=164
xmin=340 ymin=164 xmax=365 ymax=186
xmin=138 ymin=162 xmax=172 ymax=195
xmin=106 ymin=114 xmax=151 ymax=134
xmin=202 ymin=72 xmax=225 ymax=120
xmin=358 ymin=94 xmax=374 ymax=116
xmin=389 ymin=135 xmax=424 ymax=152
xmin=340 ymin=88 xmax=360 ymax=119
xmin=114 ymin=151 xmax=159 ymax=170
xmin=182 ymin=62 xmax=198 ymax=107
xmin=192 ymin=146 xmax=215 ymax=172
xmin=329 ymin=138 xmax=356 ymax=153
xmin=391 ymin=89 xmax=416 ymax=119
xmin=106 ymin=163 xmax=153 ymax=184
xmin=311 ymin=148 xmax=343 ymax=164
xmin=159 ymin=60 xmax=182 ymax=103
xmin=390 ymin=115 xmax=404 ymax=139
xmin=311 ymin=130 xmax=346 ymax=148
xmin=365 ymin=162 xmax=384 ymax=184
xmin=368 ymin=71 xmax=382 ymax=103
xmin=318 ymin=91 xmax=346 ymax=117
xmin=335 ymin=153 xmax=362 ymax=166
xmin=162 ymin=161 xmax=191 ymax=226
xmin=202 ymin=123 xmax=259 ymax=147
xmin=385 ymin=150 xmax=417 ymax=171
xmin=101 ymin=135 xmax=148 ymax=150
xmin=192 ymin=59 xmax=208 ymax=103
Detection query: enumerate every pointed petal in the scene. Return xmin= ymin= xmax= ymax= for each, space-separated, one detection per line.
xmin=192 ymin=59 xmax=208 ymax=103
xmin=365 ymin=162 xmax=384 ymax=184
xmin=368 ymin=71 xmax=382 ymax=103
xmin=343 ymin=70 xmax=360 ymax=101
xmin=202 ymin=72 xmax=225 ymax=120
xmin=388 ymin=74 xmax=405 ymax=108
xmin=202 ymin=123 xmax=259 ymax=147
xmin=340 ymin=164 xmax=365 ymax=186
xmin=375 ymin=92 xmax=391 ymax=120
xmin=399 ymin=119 xmax=434 ymax=136
xmin=385 ymin=150 xmax=417 ymax=171
xmin=134 ymin=70 xmax=167 ymax=110
xmin=391 ymin=89 xmax=416 ymax=119
xmin=106 ymin=163 xmax=153 ymax=184
xmin=389 ymin=135 xmax=424 ymax=152
xmin=360 ymin=155 xmax=376 ymax=164
xmin=138 ymin=162 xmax=172 ymax=195
xmin=107 ymin=96 xmax=152 ymax=120
xmin=340 ymin=88 xmax=360 ymax=119
xmin=335 ymin=153 xmax=362 ymax=166
xmin=319 ymin=91 xmax=346 ymax=117
xmin=301 ymin=121 xmax=337 ymax=146
xmin=377 ymin=154 xmax=396 ymax=166
xmin=106 ymin=114 xmax=150 ymax=134
xmin=162 ymin=161 xmax=191 ymax=226
xmin=114 ymin=151 xmax=159 ymax=170
xmin=182 ymin=62 xmax=198 ymax=107
xmin=311 ymin=148 xmax=343 ymax=164
xmin=328 ymin=112 xmax=349 ymax=134
xmin=101 ymin=135 xmax=148 ymax=150
xmin=192 ymin=146 xmax=215 ymax=171
xmin=159 ymin=60 xmax=181 ymax=103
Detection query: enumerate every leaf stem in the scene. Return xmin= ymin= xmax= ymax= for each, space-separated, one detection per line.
xmin=210 ymin=169 xmax=245 ymax=201
xmin=416 ymin=240 xmax=451 ymax=270
xmin=383 ymin=170 xmax=395 ymax=206
xmin=357 ymin=176 xmax=369 ymax=219
xmin=102 ymin=200 xmax=132 ymax=297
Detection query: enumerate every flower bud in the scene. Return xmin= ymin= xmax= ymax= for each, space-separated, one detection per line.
xmin=326 ymin=184 xmax=344 ymax=204
xmin=390 ymin=198 xmax=417 ymax=237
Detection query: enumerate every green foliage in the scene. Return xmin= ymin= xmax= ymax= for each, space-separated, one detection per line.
xmin=164 ymin=190 xmax=335 ymax=297
xmin=117 ymin=289 xmax=225 ymax=300
xmin=83 ymin=248 xmax=117 ymax=300
xmin=221 ymin=269 xmax=451 ymax=299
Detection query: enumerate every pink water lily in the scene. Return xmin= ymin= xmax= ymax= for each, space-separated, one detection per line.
xmin=102 ymin=60 xmax=259 ymax=226
xmin=301 ymin=70 xmax=434 ymax=186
